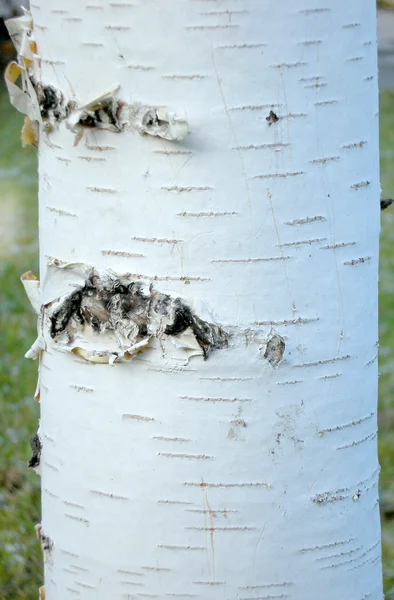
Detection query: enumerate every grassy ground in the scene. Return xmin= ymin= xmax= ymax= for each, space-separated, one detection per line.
xmin=0 ymin=86 xmax=394 ymax=598
xmin=0 ymin=85 xmax=41 ymax=599
xmin=378 ymin=1 xmax=394 ymax=9
xmin=378 ymin=91 xmax=394 ymax=598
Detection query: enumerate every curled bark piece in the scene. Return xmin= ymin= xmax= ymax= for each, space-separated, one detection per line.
xmin=21 ymin=271 xmax=40 ymax=314
xmin=5 ymin=11 xmax=33 ymax=54
xmin=21 ymin=271 xmax=43 ymax=398
xmin=21 ymin=116 xmax=38 ymax=147
xmin=25 ymin=336 xmax=45 ymax=360
xmin=34 ymin=523 xmax=42 ymax=540
xmin=129 ymin=105 xmax=189 ymax=140
xmin=4 ymin=12 xmax=41 ymax=123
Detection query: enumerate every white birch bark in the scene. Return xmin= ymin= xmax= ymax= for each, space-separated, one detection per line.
xmin=18 ymin=0 xmax=383 ymax=598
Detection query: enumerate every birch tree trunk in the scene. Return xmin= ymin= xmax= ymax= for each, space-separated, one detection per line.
xmin=9 ymin=1 xmax=383 ymax=598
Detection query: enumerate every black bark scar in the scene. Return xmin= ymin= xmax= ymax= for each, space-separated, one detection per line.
xmin=50 ymin=274 xmax=228 ymax=359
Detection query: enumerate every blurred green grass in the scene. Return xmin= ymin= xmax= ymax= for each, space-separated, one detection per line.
xmin=0 ymin=87 xmax=394 ymax=598
xmin=378 ymin=1 xmax=394 ymax=9
xmin=0 ymin=84 xmax=41 ymax=600
xmin=379 ymin=91 xmax=394 ymax=599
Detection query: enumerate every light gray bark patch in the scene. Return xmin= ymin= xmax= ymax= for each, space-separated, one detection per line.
xmin=264 ymin=334 xmax=285 ymax=368
xmin=50 ymin=272 xmax=228 ymax=359
xmin=28 ymin=432 xmax=42 ymax=469
xmin=228 ymin=409 xmax=247 ymax=440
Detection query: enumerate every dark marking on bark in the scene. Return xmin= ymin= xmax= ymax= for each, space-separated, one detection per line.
xmin=41 ymin=533 xmax=53 ymax=552
xmin=36 ymin=525 xmax=53 ymax=553
xmin=32 ymin=78 xmax=123 ymax=132
xmin=163 ymin=299 xmax=227 ymax=357
xmin=381 ymin=199 xmax=393 ymax=211
xmin=32 ymin=80 xmax=75 ymax=122
xmin=50 ymin=290 xmax=83 ymax=336
xmin=77 ymin=97 xmax=123 ymax=131
xmin=35 ymin=84 xmax=60 ymax=119
xmin=266 ymin=110 xmax=279 ymax=125
xmin=50 ymin=272 xmax=228 ymax=359
xmin=264 ymin=334 xmax=285 ymax=368
xmin=141 ymin=109 xmax=168 ymax=131
xmin=28 ymin=432 xmax=42 ymax=468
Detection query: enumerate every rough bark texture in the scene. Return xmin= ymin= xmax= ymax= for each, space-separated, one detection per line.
xmin=20 ymin=1 xmax=383 ymax=598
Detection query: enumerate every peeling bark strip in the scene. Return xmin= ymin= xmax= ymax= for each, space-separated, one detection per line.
xmin=50 ymin=270 xmax=228 ymax=360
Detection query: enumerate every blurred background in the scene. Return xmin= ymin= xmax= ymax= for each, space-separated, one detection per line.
xmin=0 ymin=1 xmax=394 ymax=598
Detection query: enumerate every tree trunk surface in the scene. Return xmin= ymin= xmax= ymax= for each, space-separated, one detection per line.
xmin=21 ymin=1 xmax=383 ymax=598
